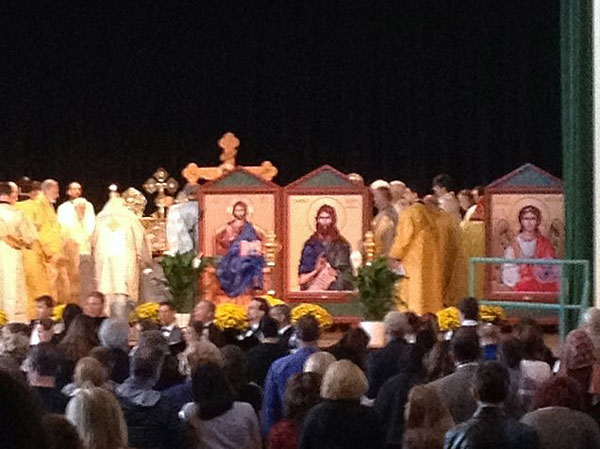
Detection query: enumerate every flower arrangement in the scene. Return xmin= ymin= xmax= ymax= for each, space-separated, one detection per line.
xmin=261 ymin=294 xmax=285 ymax=307
xmin=436 ymin=305 xmax=506 ymax=331
xmin=214 ymin=303 xmax=249 ymax=331
xmin=52 ymin=304 xmax=66 ymax=323
xmin=291 ymin=303 xmax=333 ymax=329
xmin=0 ymin=310 xmax=7 ymax=327
xmin=132 ymin=301 xmax=161 ymax=324
xmin=160 ymin=252 xmax=215 ymax=313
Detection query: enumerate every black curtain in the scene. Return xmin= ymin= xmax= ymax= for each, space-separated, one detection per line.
xmin=1 ymin=1 xmax=561 ymax=208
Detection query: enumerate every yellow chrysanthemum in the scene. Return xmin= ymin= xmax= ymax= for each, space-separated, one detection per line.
xmin=133 ymin=302 xmax=161 ymax=323
xmin=0 ymin=310 xmax=7 ymax=327
xmin=291 ymin=303 xmax=333 ymax=329
xmin=52 ymin=304 xmax=66 ymax=323
xmin=436 ymin=307 xmax=461 ymax=332
xmin=214 ymin=303 xmax=249 ymax=331
xmin=479 ymin=305 xmax=506 ymax=323
xmin=261 ymin=294 xmax=285 ymax=307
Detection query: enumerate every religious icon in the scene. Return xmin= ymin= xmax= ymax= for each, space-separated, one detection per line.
xmin=487 ymin=193 xmax=564 ymax=298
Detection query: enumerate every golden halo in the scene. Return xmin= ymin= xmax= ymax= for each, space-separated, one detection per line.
xmin=508 ymin=196 xmax=553 ymax=236
xmin=307 ymin=197 xmax=347 ymax=232
xmin=226 ymin=196 xmax=255 ymax=218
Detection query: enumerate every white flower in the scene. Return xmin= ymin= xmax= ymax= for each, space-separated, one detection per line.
xmin=191 ymin=257 xmax=202 ymax=269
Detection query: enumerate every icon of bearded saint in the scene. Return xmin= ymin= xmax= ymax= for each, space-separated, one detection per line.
xmin=298 ymin=204 xmax=353 ymax=291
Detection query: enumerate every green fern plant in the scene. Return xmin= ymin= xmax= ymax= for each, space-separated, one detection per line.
xmin=353 ymin=256 xmax=404 ymax=321
xmin=159 ymin=252 xmax=215 ymax=313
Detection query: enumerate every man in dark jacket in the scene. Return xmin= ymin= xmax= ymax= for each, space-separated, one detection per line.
xmin=444 ymin=361 xmax=539 ymax=449
xmin=247 ymin=315 xmax=289 ymax=386
xmin=366 ymin=311 xmax=413 ymax=398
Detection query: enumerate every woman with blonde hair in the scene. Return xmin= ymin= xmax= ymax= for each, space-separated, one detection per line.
xmin=403 ymin=385 xmax=454 ymax=449
xmin=62 ymin=356 xmax=111 ymax=396
xmin=299 ymin=360 xmax=383 ymax=449
xmin=66 ymin=387 xmax=128 ymax=449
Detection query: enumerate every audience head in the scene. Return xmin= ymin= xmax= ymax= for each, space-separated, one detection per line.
xmin=130 ymin=345 xmax=165 ymax=385
xmin=191 ymin=363 xmax=234 ymax=420
xmin=62 ymin=304 xmax=83 ymax=332
xmin=582 ymin=307 xmax=600 ymax=341
xmin=458 ymin=297 xmax=479 ymax=322
xmin=184 ymin=319 xmax=205 ymax=344
xmin=321 ymin=360 xmax=368 ymax=400
xmin=478 ymin=323 xmax=500 ymax=346
xmin=515 ymin=318 xmax=547 ymax=361
xmin=259 ymin=315 xmax=280 ymax=339
xmin=498 ymin=337 xmax=523 ymax=369
xmin=0 ymin=370 xmax=48 ymax=449
xmin=98 ymin=318 xmax=129 ymax=351
xmin=451 ymin=327 xmax=481 ymax=364
xmin=27 ymin=343 xmax=61 ymax=383
xmin=304 ymin=351 xmax=336 ymax=377
xmin=220 ymin=344 xmax=248 ymax=389
xmin=138 ymin=330 xmax=169 ymax=354
xmin=42 ymin=414 xmax=84 ymax=449
xmin=284 ymin=372 xmax=322 ymax=422
xmin=472 ymin=361 xmax=509 ymax=404
xmin=36 ymin=318 xmax=55 ymax=344
xmin=560 ymin=328 xmax=597 ymax=390
xmin=83 ymin=292 xmax=105 ymax=318
xmin=88 ymin=346 xmax=116 ymax=375
xmin=35 ymin=295 xmax=54 ymax=320
xmin=269 ymin=303 xmax=291 ymax=327
xmin=247 ymin=297 xmax=270 ymax=325
xmin=192 ymin=300 xmax=216 ymax=324
xmin=295 ymin=315 xmax=321 ymax=345
xmin=158 ymin=301 xmax=177 ymax=326
xmin=179 ymin=340 xmax=223 ymax=377
xmin=0 ymin=323 xmax=30 ymax=365
xmin=530 ymin=375 xmax=586 ymax=412
xmin=405 ymin=385 xmax=452 ymax=428
xmin=384 ymin=311 xmax=412 ymax=340
xmin=73 ymin=356 xmax=108 ymax=389
xmin=66 ymin=387 xmax=128 ymax=449
xmin=59 ymin=315 xmax=99 ymax=362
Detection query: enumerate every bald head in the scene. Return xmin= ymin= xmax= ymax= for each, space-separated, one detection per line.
xmin=423 ymin=194 xmax=439 ymax=210
xmin=389 ymin=181 xmax=406 ymax=202
xmin=41 ymin=179 xmax=59 ymax=203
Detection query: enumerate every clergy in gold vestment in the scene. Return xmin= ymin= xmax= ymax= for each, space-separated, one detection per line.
xmin=16 ymin=180 xmax=68 ymax=316
xmin=371 ymin=186 xmax=399 ymax=257
xmin=390 ymin=202 xmax=443 ymax=314
xmin=93 ymin=196 xmax=151 ymax=318
xmin=0 ymin=183 xmax=37 ymax=322
xmin=424 ymin=195 xmax=468 ymax=307
xmin=460 ymin=201 xmax=485 ymax=298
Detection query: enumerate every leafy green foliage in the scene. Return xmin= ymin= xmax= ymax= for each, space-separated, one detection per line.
xmin=353 ymin=256 xmax=404 ymax=321
xmin=159 ymin=252 xmax=215 ymax=313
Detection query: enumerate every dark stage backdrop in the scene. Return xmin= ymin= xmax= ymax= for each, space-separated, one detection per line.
xmin=2 ymin=1 xmax=561 ymax=210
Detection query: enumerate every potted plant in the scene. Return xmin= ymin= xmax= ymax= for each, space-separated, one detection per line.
xmin=159 ymin=252 xmax=214 ymax=326
xmin=353 ymin=256 xmax=403 ymax=347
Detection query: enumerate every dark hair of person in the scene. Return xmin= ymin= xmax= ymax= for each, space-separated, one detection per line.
xmin=458 ymin=297 xmax=479 ymax=321
xmin=251 ymin=296 xmax=270 ymax=314
xmin=451 ymin=327 xmax=480 ymax=363
xmin=473 ymin=185 xmax=485 ymax=196
xmin=515 ymin=320 xmax=546 ymax=361
xmin=190 ymin=319 xmax=205 ymax=336
xmin=296 ymin=315 xmax=320 ymax=342
xmin=43 ymin=414 xmax=84 ymax=449
xmin=284 ymin=372 xmax=322 ymax=422
xmin=432 ymin=174 xmax=453 ymax=190
xmin=0 ymin=370 xmax=48 ymax=449
xmin=0 ymin=182 xmax=12 ymax=196
xmin=425 ymin=340 xmax=454 ymax=382
xmin=35 ymin=295 xmax=54 ymax=308
xmin=137 ymin=319 xmax=161 ymax=332
xmin=192 ymin=363 xmax=234 ymax=420
xmin=29 ymin=343 xmax=62 ymax=377
xmin=271 ymin=304 xmax=291 ymax=323
xmin=220 ymin=345 xmax=248 ymax=392
xmin=17 ymin=176 xmax=32 ymax=193
xmin=58 ymin=315 xmax=99 ymax=363
xmin=88 ymin=346 xmax=116 ymax=373
xmin=259 ymin=315 xmax=280 ymax=339
xmin=131 ymin=345 xmax=165 ymax=380
xmin=458 ymin=189 xmax=474 ymax=202
xmin=4 ymin=322 xmax=31 ymax=337
xmin=498 ymin=338 xmax=523 ymax=369
xmin=62 ymin=304 xmax=82 ymax=332
xmin=530 ymin=375 xmax=586 ymax=412
xmin=472 ymin=361 xmax=509 ymax=404
xmin=38 ymin=318 xmax=54 ymax=331
xmin=328 ymin=327 xmax=370 ymax=370
xmin=31 ymin=181 xmax=42 ymax=192
xmin=159 ymin=301 xmax=175 ymax=311
xmin=138 ymin=330 xmax=169 ymax=354
xmin=397 ymin=344 xmax=426 ymax=376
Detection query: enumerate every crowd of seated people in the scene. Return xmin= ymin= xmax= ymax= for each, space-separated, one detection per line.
xmin=2 ymin=294 xmax=600 ymax=449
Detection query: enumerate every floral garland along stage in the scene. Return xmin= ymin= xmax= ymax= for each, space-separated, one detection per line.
xmin=291 ymin=303 xmax=333 ymax=329
xmin=214 ymin=303 xmax=249 ymax=331
xmin=436 ymin=305 xmax=506 ymax=332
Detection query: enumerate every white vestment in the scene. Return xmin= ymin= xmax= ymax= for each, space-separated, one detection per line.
xmin=57 ymin=199 xmax=95 ymax=236
xmin=0 ymin=203 xmax=37 ymax=322
xmin=92 ymin=198 xmax=151 ymax=305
